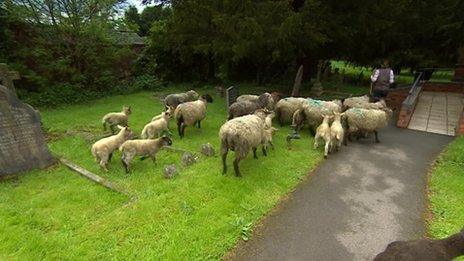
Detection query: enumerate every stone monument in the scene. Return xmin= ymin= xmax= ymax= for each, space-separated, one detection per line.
xmin=226 ymin=86 xmax=239 ymax=110
xmin=0 ymin=65 xmax=54 ymax=176
xmin=310 ymin=60 xmax=324 ymax=97
xmin=291 ymin=65 xmax=304 ymax=97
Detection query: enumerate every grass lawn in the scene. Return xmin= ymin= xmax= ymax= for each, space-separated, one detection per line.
xmin=0 ymin=86 xmax=322 ymax=259
xmin=427 ymin=136 xmax=464 ymax=255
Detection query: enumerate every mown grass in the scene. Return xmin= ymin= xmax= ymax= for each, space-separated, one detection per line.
xmin=428 ymin=136 xmax=464 ymax=255
xmin=0 ymin=86 xmax=322 ymax=259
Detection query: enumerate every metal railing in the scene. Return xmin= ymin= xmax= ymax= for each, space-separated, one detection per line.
xmin=402 ymin=71 xmax=424 ymax=108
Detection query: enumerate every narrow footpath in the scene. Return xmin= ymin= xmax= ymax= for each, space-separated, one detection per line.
xmin=230 ymin=125 xmax=452 ymax=261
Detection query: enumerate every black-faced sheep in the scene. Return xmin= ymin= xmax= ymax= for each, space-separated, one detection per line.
xmin=91 ymin=126 xmax=133 ymax=171
xmin=344 ymin=107 xmax=392 ymax=143
xmin=220 ymin=109 xmax=270 ymax=177
xmin=174 ymin=94 xmax=213 ymax=138
xmin=102 ymin=106 xmax=131 ymax=134
xmin=119 ymin=136 xmax=172 ymax=173
xmin=374 ymin=227 xmax=464 ymax=261
xmin=228 ymin=92 xmax=274 ymax=119
xmin=164 ymin=90 xmax=199 ymax=109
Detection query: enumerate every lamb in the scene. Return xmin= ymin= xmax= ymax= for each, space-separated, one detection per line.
xmin=374 ymin=227 xmax=464 ymax=261
xmin=264 ymin=111 xmax=275 ymax=129
xmin=329 ymin=112 xmax=345 ymax=152
xmin=174 ymin=94 xmax=213 ymax=138
xmin=102 ymin=106 xmax=131 ymax=134
xmin=292 ymin=98 xmax=342 ymax=133
xmin=344 ymin=107 xmax=393 ymax=143
xmin=91 ymin=126 xmax=133 ymax=171
xmin=314 ymin=115 xmax=332 ymax=158
xmin=141 ymin=110 xmax=172 ymax=139
xmin=220 ymin=109 xmax=270 ymax=177
xmin=151 ymin=106 xmax=174 ymax=122
xmin=262 ymin=126 xmax=278 ymax=151
xmin=164 ymin=90 xmax=199 ymax=109
xmin=274 ymin=97 xmax=307 ymax=126
xmin=119 ymin=136 xmax=173 ymax=173
xmin=228 ymin=92 xmax=274 ymax=119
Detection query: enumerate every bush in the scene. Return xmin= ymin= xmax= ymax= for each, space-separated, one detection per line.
xmin=17 ymin=75 xmax=165 ymax=108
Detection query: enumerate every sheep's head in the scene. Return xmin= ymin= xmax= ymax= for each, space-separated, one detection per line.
xmin=187 ymin=90 xmax=199 ymax=100
xmin=123 ymin=106 xmax=132 ymax=115
xmin=201 ymin=94 xmax=213 ymax=103
xmin=117 ymin=125 xmax=134 ymax=139
xmin=322 ymin=114 xmax=333 ymax=124
xmin=163 ymin=110 xmax=173 ymax=119
xmin=160 ymin=136 xmax=173 ymax=147
xmin=254 ymin=108 xmax=273 ymax=120
xmin=258 ymin=92 xmax=273 ymax=107
xmin=270 ymin=92 xmax=283 ymax=103
xmin=333 ymin=112 xmax=344 ymax=122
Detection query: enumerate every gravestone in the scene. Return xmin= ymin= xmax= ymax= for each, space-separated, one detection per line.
xmin=0 ymin=63 xmax=20 ymax=97
xmin=0 ymin=85 xmax=55 ymax=175
xmin=291 ymin=65 xmax=304 ymax=97
xmin=226 ymin=86 xmax=239 ymax=110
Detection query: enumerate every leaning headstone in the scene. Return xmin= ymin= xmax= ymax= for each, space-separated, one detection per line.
xmin=181 ymin=152 xmax=197 ymax=166
xmin=164 ymin=164 xmax=178 ymax=179
xmin=0 ymin=63 xmax=20 ymax=97
xmin=200 ymin=143 xmax=215 ymax=156
xmin=226 ymin=86 xmax=239 ymax=110
xmin=291 ymin=65 xmax=304 ymax=97
xmin=0 ymin=85 xmax=55 ymax=175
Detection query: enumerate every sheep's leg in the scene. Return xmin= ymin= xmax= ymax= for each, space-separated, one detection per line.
xmin=221 ymin=148 xmax=228 ymax=175
xmin=151 ymin=155 xmax=157 ymax=164
xmin=262 ymin=146 xmax=267 ymax=156
xmin=309 ymin=127 xmax=316 ymax=136
xmin=121 ymin=157 xmax=129 ymax=173
xmin=324 ymin=140 xmax=330 ymax=158
xmin=270 ymin=141 xmax=275 ymax=150
xmin=197 ymin=121 xmax=201 ymax=128
xmin=374 ymin=130 xmax=380 ymax=143
xmin=99 ymin=158 xmax=109 ymax=172
xmin=180 ymin=124 xmax=186 ymax=138
xmin=233 ymin=157 xmax=242 ymax=177
xmin=253 ymin=148 xmax=258 ymax=159
xmin=177 ymin=121 xmax=182 ymax=138
xmin=108 ymin=153 xmax=113 ymax=162
xmin=314 ymin=135 xmax=320 ymax=149
xmin=121 ymin=154 xmax=133 ymax=174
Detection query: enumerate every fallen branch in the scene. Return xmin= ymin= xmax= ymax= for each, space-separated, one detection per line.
xmin=60 ymin=158 xmax=132 ymax=197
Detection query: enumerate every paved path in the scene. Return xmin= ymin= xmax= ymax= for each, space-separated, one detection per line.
xmin=230 ymin=125 xmax=452 ymax=261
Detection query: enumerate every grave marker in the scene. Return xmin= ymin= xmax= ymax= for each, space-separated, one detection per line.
xmin=226 ymin=86 xmax=239 ymax=110
xmin=0 ymin=85 xmax=54 ymax=175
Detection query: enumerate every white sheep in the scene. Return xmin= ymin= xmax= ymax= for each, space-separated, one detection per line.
xmin=344 ymin=107 xmax=392 ymax=143
xmin=151 ymin=106 xmax=174 ymax=122
xmin=91 ymin=126 xmax=133 ymax=171
xmin=236 ymin=94 xmax=259 ymax=103
xmin=262 ymin=126 xmax=278 ymax=151
xmin=342 ymin=95 xmax=370 ymax=110
xmin=314 ymin=115 xmax=332 ymax=158
xmin=292 ymin=98 xmax=342 ymax=133
xmin=174 ymin=94 xmax=213 ymax=138
xmin=343 ymin=95 xmax=387 ymax=111
xmin=119 ymin=136 xmax=173 ymax=173
xmin=141 ymin=110 xmax=172 ymax=139
xmin=274 ymin=97 xmax=307 ymax=126
xmin=102 ymin=106 xmax=131 ymax=134
xmin=219 ymin=109 xmax=270 ymax=177
xmin=329 ymin=112 xmax=345 ymax=152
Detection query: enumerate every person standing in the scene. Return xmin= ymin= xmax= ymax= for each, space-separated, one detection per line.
xmin=370 ymin=59 xmax=394 ymax=101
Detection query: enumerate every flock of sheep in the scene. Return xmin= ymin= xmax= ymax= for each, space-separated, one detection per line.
xmin=89 ymin=88 xmax=392 ymax=177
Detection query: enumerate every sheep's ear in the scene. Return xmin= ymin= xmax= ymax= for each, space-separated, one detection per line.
xmin=117 ymin=125 xmax=124 ymax=130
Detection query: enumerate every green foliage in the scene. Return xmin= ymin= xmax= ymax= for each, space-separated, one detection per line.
xmin=0 ymin=89 xmax=322 ymax=259
xmin=428 ymin=137 xmax=464 ymax=249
